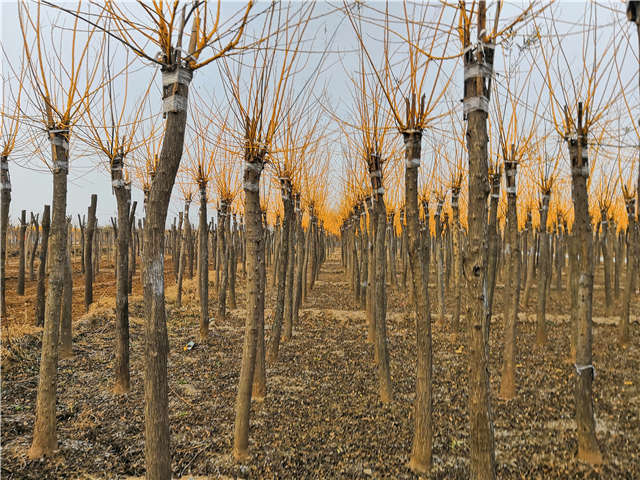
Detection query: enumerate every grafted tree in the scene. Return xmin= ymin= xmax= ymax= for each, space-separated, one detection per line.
xmin=19 ymin=0 xmax=104 ymax=458
xmin=218 ymin=1 xmax=315 ymax=459
xmin=92 ymin=1 xmax=254 ymax=476
xmin=78 ymin=50 xmax=151 ymax=392
xmin=534 ymin=2 xmax=624 ymax=464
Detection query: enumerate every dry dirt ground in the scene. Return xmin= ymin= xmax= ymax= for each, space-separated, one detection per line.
xmin=1 ymin=250 xmax=639 ymax=479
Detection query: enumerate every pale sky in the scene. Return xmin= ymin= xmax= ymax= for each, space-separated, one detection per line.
xmin=1 ymin=1 xmax=638 ymax=228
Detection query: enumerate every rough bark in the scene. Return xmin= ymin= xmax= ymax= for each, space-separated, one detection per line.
xmin=252 ymin=210 xmax=267 ymax=401
xmin=233 ymin=151 xmax=265 ymax=461
xmin=434 ymin=200 xmax=445 ymax=324
xmin=292 ymin=195 xmax=305 ymax=336
xmin=566 ymin=106 xmax=602 ymax=464
xmin=619 ymin=198 xmax=636 ymax=345
xmin=451 ymin=187 xmax=462 ymax=330
xmin=198 ymin=185 xmax=209 ymax=341
xmin=217 ymin=200 xmax=230 ymax=319
xmin=59 ymin=217 xmax=73 ymax=358
xmin=112 ymin=155 xmax=134 ymax=394
xmin=267 ymin=179 xmax=292 ymax=364
xmin=17 ymin=209 xmax=26 ymax=295
xmin=463 ymin=28 xmax=496 ymax=478
xmin=536 ymin=191 xmax=551 ymax=345
xmin=84 ymin=194 xmax=97 ymax=312
xmin=29 ymin=213 xmax=40 ymax=281
xmin=499 ymin=157 xmax=521 ymax=400
xmin=0 ymin=155 xmax=10 ymax=319
xmin=283 ymin=194 xmax=298 ymax=341
xmin=140 ymin=65 xmax=191 ymax=479
xmin=485 ymin=172 xmax=500 ymax=341
xmin=35 ymin=206 xmax=51 ymax=327
xmin=368 ymin=153 xmax=393 ymax=404
xmin=600 ymin=211 xmax=612 ymax=316
xmin=401 ymin=131 xmax=433 ymax=474
xmin=29 ymin=130 xmax=69 ymax=458
xmin=177 ymin=202 xmax=190 ymax=308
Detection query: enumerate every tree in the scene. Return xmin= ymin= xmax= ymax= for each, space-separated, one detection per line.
xmin=19 ymin=0 xmax=104 ymax=458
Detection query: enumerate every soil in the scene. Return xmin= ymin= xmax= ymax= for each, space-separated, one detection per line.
xmin=1 ymin=249 xmax=639 ymax=479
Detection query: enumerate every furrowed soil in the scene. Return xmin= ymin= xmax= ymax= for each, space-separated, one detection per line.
xmin=1 ymin=250 xmax=639 ymax=479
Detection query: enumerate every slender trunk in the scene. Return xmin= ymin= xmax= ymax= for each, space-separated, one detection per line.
xmin=400 ymin=130 xmax=433 ymax=474
xmin=485 ymin=173 xmax=500 ymax=342
xmin=283 ymin=195 xmax=298 ymax=341
xmin=35 ymin=206 xmax=51 ymax=327
xmin=619 ymin=199 xmax=636 ymax=345
xmin=434 ymin=201 xmax=445 ymax=324
xmin=59 ymin=218 xmax=73 ymax=357
xmin=198 ymin=186 xmax=209 ymax=341
xmin=267 ymin=179 xmax=292 ymax=364
xmin=177 ymin=202 xmax=189 ymax=307
xmin=252 ymin=210 xmax=267 ymax=401
xmin=499 ymin=157 xmax=521 ymax=400
xmin=29 ymin=214 xmax=40 ymax=281
xmin=84 ymin=194 xmax=97 ymax=312
xmin=229 ymin=218 xmax=238 ymax=309
xmin=600 ymin=212 xmax=612 ymax=316
xmin=368 ymin=154 xmax=393 ymax=404
xmin=292 ymin=197 xmax=305 ymax=335
xmin=17 ymin=209 xmax=26 ymax=295
xmin=567 ymin=107 xmax=602 ymax=464
xmin=29 ymin=129 xmax=69 ymax=458
xmin=140 ymin=65 xmax=192 ymax=480
xmin=0 ymin=155 xmax=10 ymax=319
xmin=112 ymin=156 xmax=134 ymax=394
xmin=128 ymin=215 xmax=136 ymax=294
xmin=451 ymin=188 xmax=462 ymax=330
xmin=613 ymin=226 xmax=621 ymax=299
xmin=233 ymin=153 xmax=264 ymax=460
xmin=536 ymin=192 xmax=551 ymax=345
xmin=217 ymin=201 xmax=229 ymax=319
xmin=367 ymin=200 xmax=376 ymax=344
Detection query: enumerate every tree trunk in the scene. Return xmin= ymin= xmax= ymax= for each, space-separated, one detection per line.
xmin=567 ymin=107 xmax=602 ymax=464
xmin=113 ymin=157 xmax=134 ymax=394
xmin=283 ymin=195 xmax=298 ymax=341
xmin=463 ymin=29 xmax=496 ymax=478
xmin=434 ymin=201 xmax=445 ymax=324
xmin=536 ymin=192 xmax=551 ymax=345
xmin=217 ymin=201 xmax=230 ymax=319
xmin=267 ymin=179 xmax=292 ymax=364
xmin=619 ymin=199 xmax=636 ymax=345
xmin=84 ymin=194 xmax=97 ymax=312
xmin=198 ymin=186 xmax=209 ymax=341
xmin=499 ymin=157 xmax=521 ymax=400
xmin=229 ymin=218 xmax=238 ymax=309
xmin=252 ymin=210 xmax=267 ymax=400
xmin=233 ymin=152 xmax=264 ymax=460
xmin=35 ymin=206 xmax=51 ymax=327
xmin=292 ymin=196 xmax=305 ymax=336
xmin=140 ymin=66 xmax=192 ymax=480
xmin=401 ymin=131 xmax=433 ymax=474
xmin=177 ymin=203 xmax=189 ymax=307
xmin=17 ymin=209 xmax=26 ymax=295
xmin=29 ymin=130 xmax=69 ymax=458
xmin=29 ymin=213 xmax=40 ymax=281
xmin=485 ymin=172 xmax=500 ymax=342
xmin=60 ymin=217 xmax=73 ymax=358
xmin=368 ymin=154 xmax=393 ymax=404
xmin=600 ymin=211 xmax=612 ymax=316
xmin=0 ymin=155 xmax=10 ymax=319
xmin=451 ymin=188 xmax=462 ymax=330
